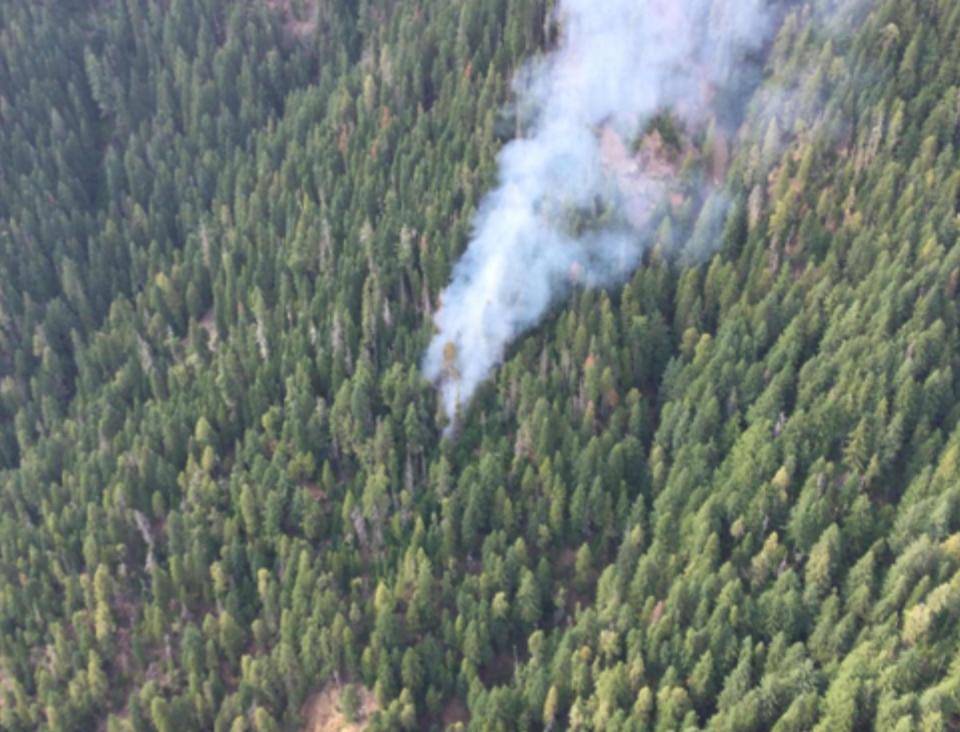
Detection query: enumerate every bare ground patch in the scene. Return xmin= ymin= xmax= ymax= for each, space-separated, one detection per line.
xmin=264 ymin=0 xmax=320 ymax=42
xmin=441 ymin=696 xmax=469 ymax=728
xmin=301 ymin=683 xmax=378 ymax=732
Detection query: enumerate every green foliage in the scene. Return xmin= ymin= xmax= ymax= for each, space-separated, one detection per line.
xmin=3 ymin=0 xmax=960 ymax=730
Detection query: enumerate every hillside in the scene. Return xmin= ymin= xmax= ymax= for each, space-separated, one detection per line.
xmin=3 ymin=0 xmax=960 ymax=730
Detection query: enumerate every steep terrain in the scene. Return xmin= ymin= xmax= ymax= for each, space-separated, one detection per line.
xmin=3 ymin=0 xmax=960 ymax=731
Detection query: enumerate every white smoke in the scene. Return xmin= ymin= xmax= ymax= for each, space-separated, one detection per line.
xmin=424 ymin=0 xmax=779 ymax=422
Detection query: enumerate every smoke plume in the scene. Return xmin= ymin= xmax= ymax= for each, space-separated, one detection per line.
xmin=424 ymin=0 xmax=780 ymax=422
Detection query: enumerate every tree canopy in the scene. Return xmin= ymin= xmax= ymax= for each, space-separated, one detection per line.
xmin=4 ymin=0 xmax=960 ymax=730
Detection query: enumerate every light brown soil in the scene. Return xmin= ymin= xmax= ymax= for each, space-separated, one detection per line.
xmin=598 ymin=127 xmax=680 ymax=229
xmin=264 ymin=0 xmax=320 ymax=42
xmin=301 ymin=683 xmax=378 ymax=732
xmin=441 ymin=696 xmax=469 ymax=728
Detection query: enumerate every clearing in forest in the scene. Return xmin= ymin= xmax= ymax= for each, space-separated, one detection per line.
xmin=301 ymin=683 xmax=378 ymax=732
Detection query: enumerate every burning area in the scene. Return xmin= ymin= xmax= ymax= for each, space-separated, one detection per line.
xmin=424 ymin=0 xmax=784 ymax=425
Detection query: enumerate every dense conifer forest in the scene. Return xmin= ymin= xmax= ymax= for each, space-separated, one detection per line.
xmin=4 ymin=0 xmax=960 ymax=729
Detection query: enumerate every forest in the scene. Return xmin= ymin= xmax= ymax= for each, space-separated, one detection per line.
xmin=4 ymin=0 xmax=960 ymax=730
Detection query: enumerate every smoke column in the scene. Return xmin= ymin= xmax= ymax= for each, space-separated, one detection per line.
xmin=424 ymin=0 xmax=779 ymax=421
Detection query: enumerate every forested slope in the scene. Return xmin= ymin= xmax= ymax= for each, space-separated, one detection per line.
xmin=3 ymin=0 xmax=960 ymax=730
